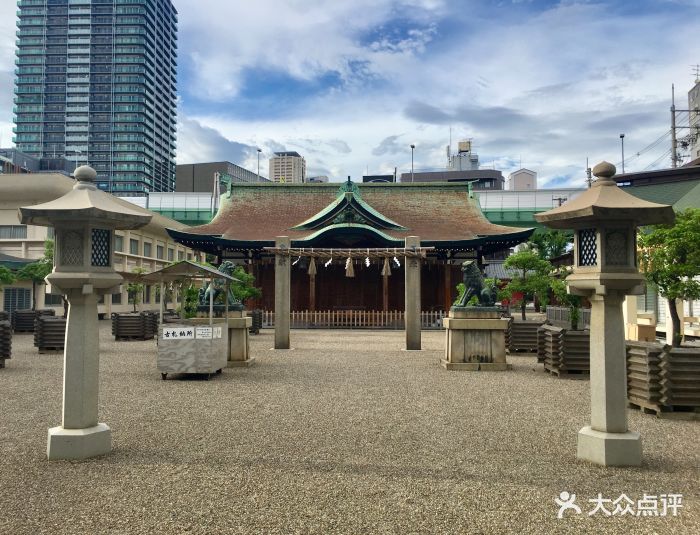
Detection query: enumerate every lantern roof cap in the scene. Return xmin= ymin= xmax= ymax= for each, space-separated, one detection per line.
xmin=535 ymin=161 xmax=675 ymax=229
xmin=19 ymin=165 xmax=152 ymax=229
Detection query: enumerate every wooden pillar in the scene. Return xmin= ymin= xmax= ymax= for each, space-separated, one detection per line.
xmin=382 ymin=273 xmax=389 ymax=311
xmin=274 ymin=236 xmax=291 ymax=349
xmin=443 ymin=259 xmax=451 ymax=312
xmin=405 ymin=236 xmax=421 ymax=350
xmin=309 ymin=273 xmax=316 ymax=311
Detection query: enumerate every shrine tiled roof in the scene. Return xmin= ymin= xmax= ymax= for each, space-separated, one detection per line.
xmin=169 ymin=182 xmax=534 ymax=253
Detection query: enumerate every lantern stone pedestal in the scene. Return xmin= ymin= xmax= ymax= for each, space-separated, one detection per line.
xmin=20 ymin=165 xmax=151 ymax=461
xmin=576 ymin=292 xmax=641 ymax=466
xmin=48 ymin=290 xmax=111 ymax=460
xmin=441 ymin=307 xmax=510 ymax=371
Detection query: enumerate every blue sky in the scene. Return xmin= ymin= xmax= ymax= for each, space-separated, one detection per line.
xmin=1 ymin=0 xmax=700 ymax=186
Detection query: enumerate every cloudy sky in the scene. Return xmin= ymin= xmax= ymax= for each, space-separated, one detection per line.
xmin=1 ymin=0 xmax=700 ymax=187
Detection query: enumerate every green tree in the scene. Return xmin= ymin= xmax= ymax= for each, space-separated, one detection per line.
xmin=502 ymin=250 xmax=553 ymax=320
xmin=638 ymin=208 xmax=700 ymax=347
xmin=550 ymin=277 xmax=583 ymax=330
xmin=126 ymin=266 xmax=146 ymax=313
xmin=180 ymin=283 xmax=199 ymax=319
xmin=16 ymin=239 xmax=53 ymax=310
xmin=0 ymin=265 xmax=16 ymax=290
xmin=528 ymin=229 xmax=571 ymax=260
xmin=230 ymin=265 xmax=262 ymax=304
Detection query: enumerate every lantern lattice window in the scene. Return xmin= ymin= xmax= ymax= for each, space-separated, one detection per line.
xmin=91 ymin=228 xmax=111 ymax=267
xmin=578 ymin=228 xmax=597 ymax=266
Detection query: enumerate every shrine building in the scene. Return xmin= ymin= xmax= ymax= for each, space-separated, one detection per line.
xmin=168 ymin=179 xmax=534 ymax=313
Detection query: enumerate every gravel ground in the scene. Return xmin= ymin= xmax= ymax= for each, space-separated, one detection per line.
xmin=0 ymin=322 xmax=698 ymax=535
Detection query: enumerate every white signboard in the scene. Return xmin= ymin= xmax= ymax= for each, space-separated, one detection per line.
xmin=161 ymin=327 xmax=195 ymax=340
xmin=213 ymin=327 xmax=222 ymax=339
xmin=196 ymin=326 xmax=213 ymax=339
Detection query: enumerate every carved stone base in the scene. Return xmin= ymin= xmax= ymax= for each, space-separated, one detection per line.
xmin=577 ymin=426 xmax=642 ymax=467
xmin=47 ymin=423 xmax=111 ymax=461
xmin=443 ymin=308 xmax=509 ymax=370
xmin=440 ymin=359 xmax=510 ymax=371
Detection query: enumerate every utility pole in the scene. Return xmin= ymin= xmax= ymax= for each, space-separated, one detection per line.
xmin=619 ymin=134 xmax=625 ymax=174
xmin=671 ymin=84 xmax=678 ymax=168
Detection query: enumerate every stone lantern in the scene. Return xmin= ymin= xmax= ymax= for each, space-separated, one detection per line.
xmin=20 ymin=166 xmax=151 ymax=460
xmin=535 ymin=161 xmax=674 ymax=466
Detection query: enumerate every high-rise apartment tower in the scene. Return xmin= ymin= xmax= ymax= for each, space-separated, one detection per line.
xmin=13 ymin=0 xmax=178 ymax=195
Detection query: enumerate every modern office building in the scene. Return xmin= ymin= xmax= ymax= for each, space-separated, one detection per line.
xmin=13 ymin=0 xmax=178 ymax=196
xmin=0 ymin=147 xmax=73 ymax=175
xmin=399 ymin=169 xmax=505 ymax=190
xmin=269 ymin=151 xmax=306 ymax=183
xmin=176 ymin=161 xmax=268 ymax=193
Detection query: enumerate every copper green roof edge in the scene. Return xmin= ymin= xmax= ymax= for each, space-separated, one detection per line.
xmin=294 ymin=223 xmax=404 ymax=244
xmin=168 ymin=226 xmax=535 ymax=253
xmin=422 ymin=227 xmax=536 ymax=247
xmin=291 ymin=191 xmax=406 ymax=231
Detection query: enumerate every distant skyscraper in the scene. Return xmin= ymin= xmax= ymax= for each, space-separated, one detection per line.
xmin=13 ymin=0 xmax=178 ymax=196
xmin=269 ymin=151 xmax=306 ymax=183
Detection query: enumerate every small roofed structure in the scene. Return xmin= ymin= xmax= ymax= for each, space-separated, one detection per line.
xmin=141 ymin=260 xmax=239 ymax=325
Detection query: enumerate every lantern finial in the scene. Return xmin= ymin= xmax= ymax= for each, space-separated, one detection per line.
xmin=74 ymin=165 xmax=97 ymax=183
xmin=592 ymin=161 xmax=616 ymax=185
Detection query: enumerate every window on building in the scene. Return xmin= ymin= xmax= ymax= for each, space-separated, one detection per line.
xmin=0 ymin=225 xmax=28 ymax=239
xmin=187 ymin=253 xmax=192 ymax=261
xmin=114 ymin=235 xmax=123 ymax=252
xmin=112 ymin=293 xmax=122 ymax=304
xmin=143 ymin=242 xmax=152 ymax=258
xmin=167 ymin=248 xmax=174 ymax=262
xmin=178 ymin=251 xmax=184 ymax=261
xmin=44 ymin=292 xmax=64 ymax=306
xmin=156 ymin=245 xmax=164 ymax=260
xmin=144 ymin=285 xmax=151 ymax=304
xmin=129 ymin=238 xmax=139 ymax=255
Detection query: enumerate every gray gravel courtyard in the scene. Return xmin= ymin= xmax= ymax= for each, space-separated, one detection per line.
xmin=1 ymin=322 xmax=698 ymax=534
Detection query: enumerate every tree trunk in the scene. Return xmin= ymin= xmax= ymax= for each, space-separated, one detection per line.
xmin=668 ymin=297 xmax=683 ymax=347
xmin=31 ymin=280 xmax=36 ymax=310
xmin=521 ymin=300 xmax=526 ymax=321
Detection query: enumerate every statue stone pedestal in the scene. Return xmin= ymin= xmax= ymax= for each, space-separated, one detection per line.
xmin=441 ymin=307 xmax=510 ymax=371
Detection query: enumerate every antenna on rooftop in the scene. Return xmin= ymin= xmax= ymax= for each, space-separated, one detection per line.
xmin=693 ymin=64 xmax=700 ymax=83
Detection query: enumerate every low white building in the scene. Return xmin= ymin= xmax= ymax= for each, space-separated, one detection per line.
xmin=508 ymin=168 xmax=537 ymax=190
xmin=0 ymin=173 xmax=203 ymax=315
